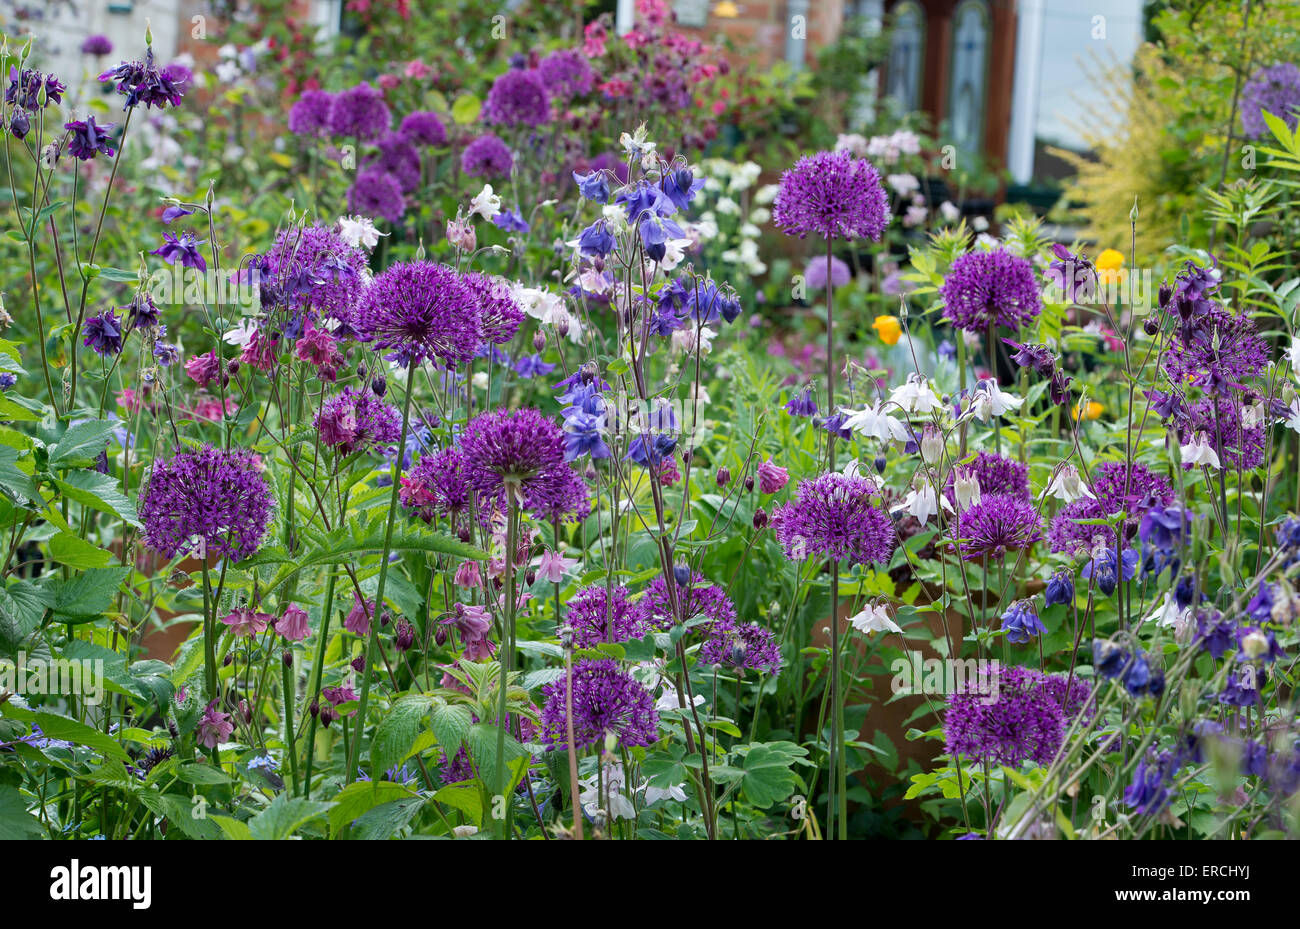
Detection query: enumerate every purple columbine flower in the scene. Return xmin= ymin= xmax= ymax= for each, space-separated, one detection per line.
xmin=659 ymin=165 xmax=704 ymax=212
xmin=1138 ymin=505 xmax=1190 ymax=552
xmin=6 ymin=66 xmax=66 ymax=109
xmin=138 ymin=445 xmax=274 ymax=562
xmin=1043 ymin=570 xmax=1074 ymax=608
xmin=785 ymin=386 xmax=817 ymax=417
xmin=573 ymin=169 xmax=611 ymax=203
xmin=1081 ymin=546 xmax=1139 ymax=597
xmin=940 ymin=248 xmax=1042 ymax=334
xmin=99 ymin=47 xmax=186 ymax=110
xmin=513 ymin=353 xmax=555 ymax=379
xmin=684 ymin=278 xmax=742 ymax=325
xmin=577 ymin=219 xmax=616 ymax=258
xmin=82 ymin=310 xmax=124 ymax=355
xmin=772 ymin=148 xmax=891 ymax=242
xmin=151 ymin=231 xmax=207 ymax=271
xmin=539 ymin=659 xmax=659 ymax=750
xmin=492 ymin=209 xmax=529 ymax=233
xmin=64 ymin=115 xmax=116 ymax=160
xmin=561 ymin=411 xmax=610 ymax=462
xmin=161 ymin=204 xmax=194 ymax=224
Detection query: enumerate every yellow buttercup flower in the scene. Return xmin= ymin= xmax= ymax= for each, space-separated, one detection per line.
xmin=714 ymin=0 xmax=741 ymax=16
xmin=1094 ymin=248 xmax=1126 ymax=285
xmin=872 ymin=315 xmax=902 ymax=345
xmin=1072 ymin=400 xmax=1104 ymax=421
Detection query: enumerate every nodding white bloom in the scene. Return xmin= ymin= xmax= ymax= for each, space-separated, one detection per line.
xmin=849 ymin=604 xmax=902 ymax=637
xmin=514 ymin=285 xmax=583 ymax=343
xmin=1144 ymin=591 xmax=1184 ymax=629
xmin=336 ymin=214 xmax=385 ymax=249
xmin=886 ymin=173 xmax=920 ymax=197
xmin=469 ymin=184 xmax=502 ymax=221
xmin=1240 ymin=401 xmax=1266 ymax=429
xmin=578 ymin=763 xmax=636 ymax=821
xmin=1044 ymin=463 xmax=1096 ymax=503
xmin=963 ymin=378 xmax=1025 ymax=423
xmin=671 ymin=325 xmax=715 ymax=356
xmin=939 ymin=200 xmax=961 ymax=222
xmin=1180 ymin=432 xmax=1221 ymax=470
xmin=659 ymin=237 xmax=695 ymax=272
xmin=1287 ymin=335 xmax=1300 ymax=381
xmin=222 ymin=318 xmax=259 ymax=347
xmin=892 ymin=473 xmax=952 ymax=526
xmin=641 ymin=780 xmax=688 ymax=805
xmin=472 ymin=372 xmax=489 ymax=390
xmin=1287 ymin=397 xmax=1300 ymax=434
xmin=953 ymin=469 xmax=982 ymax=510
xmin=920 ymin=423 xmax=945 ymax=464
xmin=890 ymin=373 xmax=944 ymax=415
xmin=843 ymin=403 xmax=911 ymax=443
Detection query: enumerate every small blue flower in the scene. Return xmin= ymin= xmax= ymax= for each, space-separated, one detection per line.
xmin=1000 ymin=599 xmax=1046 ymax=644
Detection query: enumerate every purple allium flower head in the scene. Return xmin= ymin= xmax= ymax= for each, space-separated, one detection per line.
xmin=944 ymin=665 xmax=1065 ymax=767
xmin=400 ymin=446 xmax=471 ymax=527
xmin=1162 ymin=305 xmax=1268 ymax=395
xmin=1047 ymin=461 xmax=1175 ymax=554
xmin=536 ymin=48 xmax=594 ymax=100
xmin=315 ymin=386 xmax=402 ymax=456
xmin=521 ymin=461 xmax=591 ymax=524
xmin=360 ymin=262 xmax=483 ymax=365
xmin=945 ymin=451 xmax=1030 ymax=502
xmin=327 ymin=82 xmax=391 ymax=140
xmin=151 ymin=231 xmax=207 ymax=271
xmin=80 ymin=35 xmax=114 ymax=56
xmin=259 ymin=223 xmax=367 ymax=324
xmin=399 ymin=110 xmax=447 ymax=146
xmin=461 ymin=271 xmax=524 ymax=347
xmin=288 ymin=89 xmax=334 ymax=136
xmin=98 ymin=47 xmax=185 ymax=109
xmin=638 ymin=571 xmax=737 ymax=634
xmin=460 ymin=131 xmax=514 ymax=176
xmin=771 ymin=472 xmax=896 ymax=566
xmin=1039 ymin=674 xmax=1094 ymax=723
xmin=940 ymin=248 xmax=1042 ymax=334
xmin=700 ymin=621 xmax=783 ymax=673
xmin=772 ymin=149 xmax=891 ymax=241
xmin=566 ymin=584 xmax=647 ymax=648
xmin=1239 ymin=63 xmax=1300 ymax=139
xmin=366 ymin=131 xmax=421 ymax=192
xmin=804 ymin=254 xmax=851 ymax=291
xmin=540 ymin=659 xmax=659 ymax=750
xmin=952 ymin=493 xmax=1042 ymax=561
xmin=459 ymin=407 xmax=569 ymax=513
xmin=139 ymin=446 xmax=274 ymax=562
xmin=481 ymin=68 xmax=551 ymax=127
xmin=82 ymin=310 xmax=124 ymax=355
xmin=348 ymin=168 xmax=406 ymax=224
xmin=64 ymin=115 xmax=116 ymax=160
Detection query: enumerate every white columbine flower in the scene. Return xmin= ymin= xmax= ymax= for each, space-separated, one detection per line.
xmin=1044 ymin=463 xmax=1096 ymax=503
xmin=337 ymin=214 xmax=385 ymax=249
xmin=223 ymin=318 xmax=258 ymax=347
xmin=1180 ymin=432 xmax=1221 ymax=470
xmin=963 ymin=378 xmax=1025 ymax=423
xmin=1286 ymin=335 xmax=1300 ymax=381
xmin=891 ymin=476 xmax=952 ymax=526
xmin=469 ymin=184 xmax=502 ymax=221
xmin=1287 ymin=397 xmax=1300 ymax=434
xmin=953 ymin=470 xmax=982 ymax=510
xmin=843 ymin=403 xmax=911 ymax=443
xmin=1144 ymin=591 xmax=1184 ymax=629
xmin=849 ymin=604 xmax=902 ymax=637
xmin=890 ymin=373 xmax=944 ymax=415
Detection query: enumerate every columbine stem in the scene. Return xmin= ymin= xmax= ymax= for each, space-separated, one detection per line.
xmin=345 ymin=359 xmax=417 ymax=786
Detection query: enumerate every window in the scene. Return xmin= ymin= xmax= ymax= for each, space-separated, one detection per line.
xmin=885 ymin=1 xmax=924 ymax=114
xmin=946 ymin=0 xmax=990 ymax=155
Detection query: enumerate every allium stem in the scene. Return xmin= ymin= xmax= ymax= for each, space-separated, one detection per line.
xmin=831 ymin=560 xmax=847 ymax=839
xmin=345 ymin=359 xmax=417 ymax=788
xmin=494 ymin=498 xmax=520 ymax=838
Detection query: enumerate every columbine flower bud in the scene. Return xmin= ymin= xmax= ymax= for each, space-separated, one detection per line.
xmin=282 ymin=650 xmax=293 ymax=667
xmin=919 ymin=422 xmax=943 ymax=465
xmin=953 ymin=469 xmax=982 ymax=510
xmin=351 ymin=656 xmax=365 ymax=673
xmin=1143 ymin=314 xmax=1159 ymax=336
xmin=371 ymin=375 xmax=387 ymax=397
xmin=716 ymin=466 xmax=731 ymax=488
xmin=752 ymin=507 xmax=768 ymax=530
xmin=532 ymin=330 xmax=546 ymax=352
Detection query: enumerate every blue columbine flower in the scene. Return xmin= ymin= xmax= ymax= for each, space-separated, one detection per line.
xmin=577 ymin=219 xmax=615 ymax=258
xmin=1000 ymin=600 xmax=1046 ymax=644
xmin=638 ymin=212 xmax=685 ymax=262
xmin=82 ymin=310 xmax=124 ymax=355
xmin=660 ymin=166 xmax=703 ymax=212
xmin=785 ymin=387 xmax=817 ymax=417
xmin=562 ymin=411 xmax=610 ymax=461
xmin=573 ymin=169 xmax=611 ymax=203
xmin=684 ymin=279 xmax=742 ymax=324
xmin=0 ymin=373 xmax=16 ymax=391
xmin=1043 ymin=570 xmax=1074 ymax=608
xmin=492 ymin=209 xmax=530 ymax=233
xmin=1138 ymin=504 xmax=1190 ymax=551
xmin=513 ymin=353 xmax=555 ymax=379
xmin=1081 ymin=547 xmax=1138 ymax=596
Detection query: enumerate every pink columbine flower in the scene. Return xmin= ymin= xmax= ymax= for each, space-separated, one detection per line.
xmin=757 ymin=459 xmax=789 ymax=494
xmin=220 ymin=606 xmax=274 ymax=637
xmin=277 ymin=603 xmax=310 ymax=641
xmin=198 ymin=701 xmax=234 ymax=749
